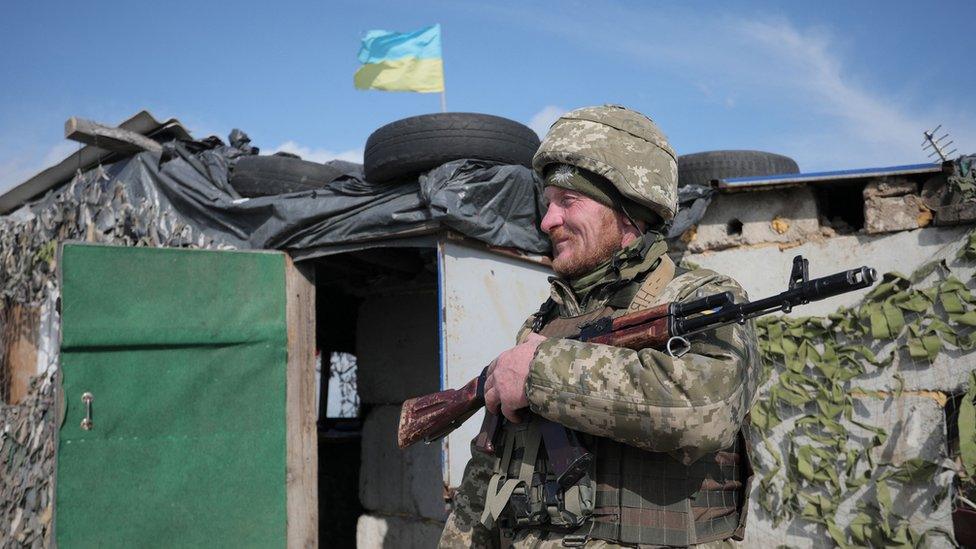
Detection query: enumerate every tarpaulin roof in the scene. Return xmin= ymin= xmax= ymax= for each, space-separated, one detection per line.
xmin=6 ymin=138 xmax=552 ymax=255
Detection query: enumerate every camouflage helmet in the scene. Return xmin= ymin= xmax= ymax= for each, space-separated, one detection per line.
xmin=532 ymin=105 xmax=679 ymax=223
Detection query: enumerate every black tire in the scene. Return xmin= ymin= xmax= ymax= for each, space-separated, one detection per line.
xmin=364 ymin=113 xmax=540 ymax=183
xmin=229 ymin=155 xmax=345 ymax=197
xmin=677 ymin=150 xmax=799 ymax=187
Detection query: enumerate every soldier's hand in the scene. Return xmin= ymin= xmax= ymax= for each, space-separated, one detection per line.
xmin=484 ymin=332 xmax=546 ymax=423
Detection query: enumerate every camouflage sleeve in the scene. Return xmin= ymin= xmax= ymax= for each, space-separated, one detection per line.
xmin=524 ymin=270 xmax=760 ymax=464
xmin=438 ymin=442 xmax=498 ymax=549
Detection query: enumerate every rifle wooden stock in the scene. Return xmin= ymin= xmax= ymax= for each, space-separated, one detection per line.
xmin=397 ymin=374 xmax=484 ymax=449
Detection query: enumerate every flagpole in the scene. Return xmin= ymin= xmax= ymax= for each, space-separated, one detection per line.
xmin=439 ymin=23 xmax=447 ymax=112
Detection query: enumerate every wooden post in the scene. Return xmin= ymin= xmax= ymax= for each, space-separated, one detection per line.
xmin=285 ymin=257 xmax=318 ymax=548
xmin=64 ymin=117 xmax=163 ymax=154
xmin=1 ymin=303 xmax=40 ymax=404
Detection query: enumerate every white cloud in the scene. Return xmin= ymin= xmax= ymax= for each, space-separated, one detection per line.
xmin=267 ymin=141 xmax=363 ymax=164
xmin=528 ymin=106 xmax=566 ymax=139
xmin=728 ymin=18 xmax=968 ymax=168
xmin=716 ymin=18 xmax=972 ymax=168
xmin=0 ymin=141 xmax=79 ymax=196
xmin=481 ymin=3 xmax=974 ymax=171
xmin=41 ymin=142 xmax=80 ymax=167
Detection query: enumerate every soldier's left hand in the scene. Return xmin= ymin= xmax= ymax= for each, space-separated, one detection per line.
xmin=484 ymin=332 xmax=547 ymax=423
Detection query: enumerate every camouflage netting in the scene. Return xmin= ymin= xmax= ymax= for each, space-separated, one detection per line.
xmin=1 ymin=373 xmax=56 ymax=547
xmin=746 ymin=229 xmax=976 ymax=547
xmin=0 ymin=165 xmax=226 ymax=546
xmin=1 ymin=163 xmax=233 ymax=304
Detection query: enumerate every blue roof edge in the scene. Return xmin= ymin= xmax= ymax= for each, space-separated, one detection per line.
xmin=719 ymin=162 xmax=942 ymax=188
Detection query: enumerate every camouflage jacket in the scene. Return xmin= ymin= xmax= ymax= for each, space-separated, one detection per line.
xmin=439 ymin=238 xmax=760 ymax=548
xmin=527 ymin=266 xmax=759 ymax=465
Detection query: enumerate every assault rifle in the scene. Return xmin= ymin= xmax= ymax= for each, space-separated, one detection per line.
xmin=397 ymin=256 xmax=876 ymax=484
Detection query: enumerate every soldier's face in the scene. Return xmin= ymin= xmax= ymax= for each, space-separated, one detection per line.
xmin=541 ymin=186 xmax=628 ymax=278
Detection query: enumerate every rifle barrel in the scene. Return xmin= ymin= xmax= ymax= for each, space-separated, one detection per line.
xmin=674 ymin=266 xmax=876 ymax=335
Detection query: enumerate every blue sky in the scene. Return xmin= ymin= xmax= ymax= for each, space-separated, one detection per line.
xmin=2 ymin=0 xmax=974 ymax=195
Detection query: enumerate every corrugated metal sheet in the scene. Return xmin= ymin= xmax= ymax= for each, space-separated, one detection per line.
xmin=716 ymin=162 xmax=944 ymax=192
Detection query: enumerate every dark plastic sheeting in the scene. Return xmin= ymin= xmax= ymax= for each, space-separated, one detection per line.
xmin=667 ymin=185 xmax=716 ymax=239
xmin=42 ymin=140 xmax=553 ymax=255
xmin=21 ymin=137 xmax=713 ymax=255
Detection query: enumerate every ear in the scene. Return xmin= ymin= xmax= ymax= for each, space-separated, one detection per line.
xmin=616 ymin=211 xmax=644 ymax=246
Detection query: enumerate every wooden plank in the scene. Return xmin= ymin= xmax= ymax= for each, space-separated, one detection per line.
xmin=64 ymin=117 xmax=163 ymax=155
xmin=285 ymin=256 xmax=318 ymax=549
xmin=1 ymin=303 xmax=39 ymax=404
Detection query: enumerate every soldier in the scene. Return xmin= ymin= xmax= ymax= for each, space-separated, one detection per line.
xmin=439 ymin=105 xmax=760 ymax=548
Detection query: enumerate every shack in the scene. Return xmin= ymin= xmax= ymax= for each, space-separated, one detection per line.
xmin=1 ymin=112 xmax=974 ymax=547
xmin=0 ymin=110 xmax=555 ymax=547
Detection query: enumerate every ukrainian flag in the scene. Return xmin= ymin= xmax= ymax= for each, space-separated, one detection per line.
xmin=354 ymin=24 xmax=444 ymax=93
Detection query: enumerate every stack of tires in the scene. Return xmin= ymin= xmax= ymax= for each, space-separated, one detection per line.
xmin=229 ymin=115 xmax=800 ymax=197
xmin=228 ymin=114 xmax=540 ymax=197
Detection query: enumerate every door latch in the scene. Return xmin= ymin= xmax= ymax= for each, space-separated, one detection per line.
xmin=81 ymin=392 xmax=94 ymax=430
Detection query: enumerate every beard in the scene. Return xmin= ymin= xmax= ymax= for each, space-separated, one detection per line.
xmin=549 ymin=212 xmax=624 ymax=279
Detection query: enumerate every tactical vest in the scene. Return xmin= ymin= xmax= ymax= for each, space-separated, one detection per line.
xmin=482 ymin=257 xmax=752 ymax=547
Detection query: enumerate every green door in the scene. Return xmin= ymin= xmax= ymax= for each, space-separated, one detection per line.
xmin=57 ymin=244 xmax=294 ymax=547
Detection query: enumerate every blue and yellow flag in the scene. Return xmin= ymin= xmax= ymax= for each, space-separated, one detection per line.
xmin=354 ymin=24 xmax=444 ymax=93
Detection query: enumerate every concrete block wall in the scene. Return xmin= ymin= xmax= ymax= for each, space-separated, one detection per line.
xmin=683 ymin=224 xmax=976 ymax=391
xmin=355 ymin=288 xmax=447 ymax=547
xmin=863 ymin=178 xmax=931 ymax=234
xmin=356 ymin=514 xmax=443 ymax=549
xmin=680 ymin=225 xmax=969 ymax=317
xmin=841 ymin=228 xmax=976 ymax=397
xmin=683 ymin=187 xmax=821 ymax=252
xmin=359 ymin=405 xmax=446 ymax=521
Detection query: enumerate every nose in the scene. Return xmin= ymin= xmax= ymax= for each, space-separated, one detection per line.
xmin=540 ymin=204 xmax=561 ymax=234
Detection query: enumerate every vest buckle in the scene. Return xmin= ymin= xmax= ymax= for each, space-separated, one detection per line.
xmin=577 ymin=316 xmax=613 ymax=341
xmin=543 ymin=479 xmax=561 ymax=507
xmin=561 ymin=534 xmax=589 ymax=547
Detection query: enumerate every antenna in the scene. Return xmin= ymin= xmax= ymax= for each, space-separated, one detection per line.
xmin=922 ymin=124 xmax=958 ymax=162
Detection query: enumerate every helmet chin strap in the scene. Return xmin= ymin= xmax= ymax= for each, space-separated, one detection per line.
xmin=615 ymin=200 xmax=645 ymax=237
xmin=610 ymin=230 xmax=659 ymax=272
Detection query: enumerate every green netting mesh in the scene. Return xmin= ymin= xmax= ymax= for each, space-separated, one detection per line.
xmin=746 ymin=230 xmax=976 ymax=547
